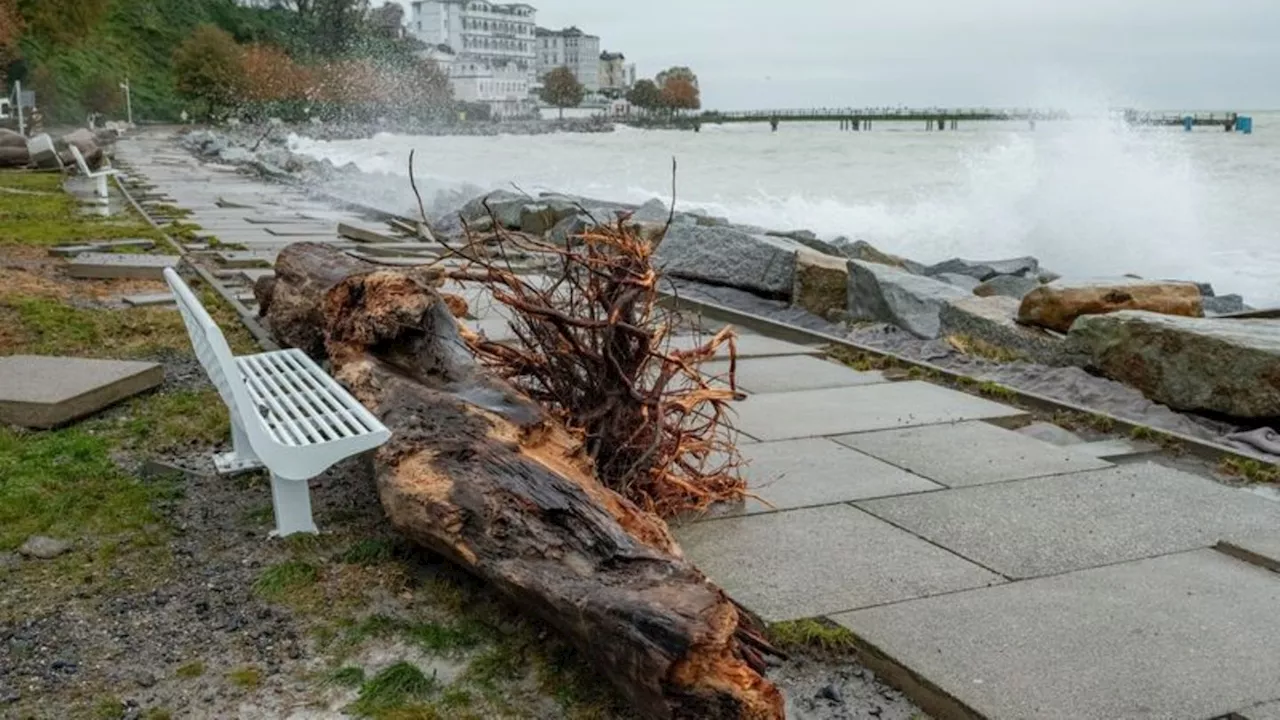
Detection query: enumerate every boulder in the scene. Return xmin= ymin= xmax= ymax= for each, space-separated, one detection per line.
xmin=792 ymin=250 xmax=849 ymax=318
xmin=1204 ymin=294 xmax=1250 ymax=316
xmin=655 ymin=225 xmax=800 ymax=297
xmin=934 ymin=273 xmax=981 ymax=292
xmin=1066 ymin=311 xmax=1280 ymax=418
xmin=847 ymin=260 xmax=970 ymax=338
xmin=0 ymin=128 xmax=26 ymax=148
xmin=975 ymin=274 xmax=1040 ymax=299
xmin=833 ymin=238 xmax=927 ymax=274
xmin=630 ymin=198 xmax=669 ymax=223
xmin=519 ymin=204 xmax=561 ymax=235
xmin=0 ymin=146 xmax=30 ymax=168
xmin=925 ymin=256 xmax=1039 ymax=282
xmin=1018 ymin=278 xmax=1203 ymax=333
xmin=940 ymin=296 xmax=1063 ymax=364
xmin=767 ymin=229 xmax=842 ymax=256
xmin=461 ymin=190 xmax=527 ymax=228
xmin=18 ymin=535 xmax=72 ymax=560
xmin=628 ymin=220 xmax=669 ymax=248
xmin=549 ymin=213 xmax=593 ymax=245
xmin=60 ymin=128 xmax=103 ymax=168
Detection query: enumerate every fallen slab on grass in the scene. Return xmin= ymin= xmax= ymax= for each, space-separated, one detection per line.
xmin=0 ymin=355 xmax=163 ymax=428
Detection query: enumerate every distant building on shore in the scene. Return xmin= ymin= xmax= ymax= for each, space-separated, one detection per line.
xmin=535 ymin=26 xmax=600 ymax=94
xmin=598 ymin=52 xmax=636 ymax=99
xmin=409 ymin=0 xmax=537 ymax=117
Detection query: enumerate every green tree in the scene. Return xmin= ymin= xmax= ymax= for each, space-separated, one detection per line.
xmin=538 ymin=66 xmax=584 ymax=119
xmin=313 ymin=0 xmax=369 ymax=56
xmin=173 ymin=24 xmax=246 ymax=120
xmin=81 ymin=73 xmax=119 ymax=115
xmin=0 ymin=0 xmax=23 ymax=74
xmin=17 ymin=0 xmax=110 ymax=46
xmin=626 ymin=79 xmax=661 ymax=112
xmin=28 ymin=63 xmax=57 ymax=113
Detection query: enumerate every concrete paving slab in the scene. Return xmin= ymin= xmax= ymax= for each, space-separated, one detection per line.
xmin=674 ymin=505 xmax=1003 ymax=621
xmin=731 ymin=382 xmax=1029 ymax=442
xmin=857 ymin=463 xmax=1280 ymax=579
xmin=122 ymin=293 xmax=175 ymax=307
xmin=212 ymin=250 xmax=278 ymax=268
xmin=700 ymin=355 xmax=887 ymax=394
xmin=66 ymin=253 xmax=178 ymax=280
xmin=834 ymin=421 xmax=1112 ymax=488
xmin=0 ymin=355 xmax=164 ymax=428
xmin=669 ymin=333 xmax=823 ymax=360
xmin=1216 ymin=533 xmax=1280 ymax=573
xmin=264 ymin=226 xmax=337 ymax=237
xmin=1014 ymin=421 xmax=1085 ymax=446
xmin=48 ymin=239 xmax=156 ymax=257
xmin=696 ymin=438 xmax=941 ymax=517
xmin=1240 ymin=700 xmax=1280 ymax=720
xmin=834 ymin=550 xmax=1280 ymax=720
xmin=1072 ymin=438 xmax=1161 ymax=460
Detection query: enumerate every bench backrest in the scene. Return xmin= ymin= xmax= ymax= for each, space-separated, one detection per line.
xmin=163 ymin=268 xmax=244 ymax=415
xmin=67 ymin=145 xmax=93 ymax=177
xmin=27 ymin=135 xmax=63 ymax=169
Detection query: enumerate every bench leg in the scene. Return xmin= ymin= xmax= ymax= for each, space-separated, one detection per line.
xmin=94 ymin=175 xmax=108 ymax=199
xmin=269 ymin=473 xmax=319 ymax=538
xmin=213 ymin=419 xmax=264 ymax=475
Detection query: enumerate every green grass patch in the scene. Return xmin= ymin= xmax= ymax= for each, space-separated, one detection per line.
xmin=228 ymin=665 xmax=263 ymax=689
xmin=0 ymin=426 xmax=172 ymax=551
xmin=144 ymin=709 xmax=174 ymax=720
xmin=342 ymin=539 xmax=395 ymax=566
xmin=327 ymin=666 xmax=367 ymax=688
xmin=93 ymin=696 xmax=125 ymax=719
xmin=350 ymin=662 xmax=439 ymax=716
xmin=102 ymin=389 xmax=230 ymax=455
xmin=339 ymin=614 xmax=486 ymax=656
xmin=1219 ymin=456 xmax=1280 ymax=484
xmin=768 ymin=618 xmax=859 ymax=653
xmin=176 ymin=661 xmax=205 ymax=679
xmin=977 ymin=380 xmax=1017 ymax=401
xmin=254 ymin=560 xmax=320 ymax=601
xmin=0 ymin=171 xmax=159 ymax=247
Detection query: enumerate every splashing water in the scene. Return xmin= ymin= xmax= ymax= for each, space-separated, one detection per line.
xmin=290 ymin=111 xmax=1280 ymax=304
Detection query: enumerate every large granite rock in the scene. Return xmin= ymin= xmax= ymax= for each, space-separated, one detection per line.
xmin=0 ymin=146 xmax=30 ymax=168
xmin=1066 ymin=311 xmax=1280 ymax=418
xmin=767 ymin=229 xmax=842 ymax=256
xmin=1019 ymin=278 xmax=1203 ymax=333
xmin=935 ymin=273 xmax=981 ymax=292
xmin=655 ymin=225 xmax=800 ymax=297
xmin=0 ymin=128 xmax=26 ymax=148
xmin=519 ymin=203 xmax=575 ymax=235
xmin=630 ymin=198 xmax=669 ymax=223
xmin=792 ymin=250 xmax=849 ymax=318
xmin=848 ymin=260 xmax=970 ymax=338
xmin=549 ymin=213 xmax=593 ymax=245
xmin=60 ymin=128 xmax=103 ymax=168
xmin=460 ymin=190 xmax=527 ymax=228
xmin=834 ymin=239 xmax=926 ymax=274
xmin=1204 ymin=294 xmax=1250 ymax=316
xmin=975 ymin=274 xmax=1041 ymax=299
xmin=925 ymin=256 xmax=1039 ymax=282
xmin=940 ymin=296 xmax=1062 ymax=364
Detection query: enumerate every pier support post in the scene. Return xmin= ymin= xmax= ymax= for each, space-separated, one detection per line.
xmin=770 ymin=117 xmax=779 ymax=132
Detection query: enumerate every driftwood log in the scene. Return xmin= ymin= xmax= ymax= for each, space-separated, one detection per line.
xmin=256 ymin=243 xmax=784 ymax=720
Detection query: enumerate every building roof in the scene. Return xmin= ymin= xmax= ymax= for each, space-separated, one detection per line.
xmin=600 ymin=51 xmax=625 ymax=61
xmin=536 ymin=25 xmax=598 ymax=39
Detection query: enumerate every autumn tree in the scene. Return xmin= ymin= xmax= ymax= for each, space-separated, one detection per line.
xmin=81 ymin=73 xmax=120 ymax=115
xmin=173 ymin=25 xmax=247 ymax=119
xmin=241 ymin=44 xmax=310 ymax=103
xmin=28 ymin=64 xmax=56 ymax=113
xmin=0 ymin=0 xmax=23 ymax=73
xmin=538 ymin=66 xmax=584 ymax=119
xmin=656 ymin=66 xmax=700 ymax=111
xmin=626 ymin=79 xmax=661 ymax=112
xmin=17 ymin=0 xmax=110 ymax=46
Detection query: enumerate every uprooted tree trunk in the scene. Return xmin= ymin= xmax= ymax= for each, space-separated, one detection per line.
xmin=255 ymin=243 xmax=784 ymax=720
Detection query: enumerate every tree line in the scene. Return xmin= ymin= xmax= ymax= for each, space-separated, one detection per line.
xmin=537 ymin=64 xmax=702 ymax=116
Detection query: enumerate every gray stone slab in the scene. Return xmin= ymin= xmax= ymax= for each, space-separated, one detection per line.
xmin=700 ymin=355 xmax=887 ymax=394
xmin=834 ymin=421 xmax=1112 ymax=488
xmin=731 ymin=382 xmax=1029 ymax=442
xmin=669 ymin=334 xmax=823 ymax=360
xmin=264 ymin=226 xmax=337 ymax=237
xmin=834 ymin=550 xmax=1280 ymax=720
xmin=122 ymin=293 xmax=175 ymax=307
xmin=1240 ymin=700 xmax=1280 ymax=720
xmin=1014 ymin=421 xmax=1085 ymax=446
xmin=1072 ymin=437 xmax=1160 ymax=460
xmin=697 ymin=438 xmax=941 ymax=517
xmin=48 ymin=239 xmax=156 ymax=257
xmin=674 ymin=505 xmax=1003 ymax=621
xmin=213 ymin=250 xmax=277 ymax=268
xmin=1216 ymin=532 xmax=1280 ymax=573
xmin=66 ymin=253 xmax=178 ymax=280
xmin=0 ymin=355 xmax=164 ymax=428
xmin=857 ymin=463 xmax=1280 ymax=579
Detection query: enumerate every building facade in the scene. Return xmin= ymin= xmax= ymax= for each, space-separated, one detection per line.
xmin=409 ymin=0 xmax=538 ymax=117
xmin=535 ymin=26 xmax=600 ymax=94
xmin=597 ymin=52 xmax=636 ymax=98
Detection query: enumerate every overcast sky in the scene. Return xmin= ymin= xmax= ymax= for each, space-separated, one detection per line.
xmin=387 ymin=0 xmax=1279 ymax=110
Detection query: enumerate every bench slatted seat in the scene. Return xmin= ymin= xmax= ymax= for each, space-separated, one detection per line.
xmin=68 ymin=145 xmax=120 ymax=200
xmin=164 ymin=267 xmax=391 ymax=536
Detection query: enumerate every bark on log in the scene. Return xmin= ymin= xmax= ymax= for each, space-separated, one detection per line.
xmin=258 ymin=243 xmax=783 ymax=720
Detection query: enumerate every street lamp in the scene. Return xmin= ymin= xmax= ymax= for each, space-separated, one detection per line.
xmin=119 ymin=78 xmax=133 ymax=126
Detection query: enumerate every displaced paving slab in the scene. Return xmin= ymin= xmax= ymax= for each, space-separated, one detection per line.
xmin=699 ymin=355 xmax=887 ymax=394
xmin=122 ymin=293 xmax=175 ymax=307
xmin=1071 ymin=437 xmax=1160 ymax=460
xmin=66 ymin=253 xmax=178 ymax=280
xmin=0 ymin=355 xmax=163 ymax=428
xmin=669 ymin=333 xmax=823 ymax=359
xmin=731 ymin=382 xmax=1029 ymax=441
xmin=696 ymin=438 xmax=941 ymax=517
xmin=834 ymin=550 xmax=1280 ymax=720
xmin=674 ymin=505 xmax=1003 ymax=621
xmin=857 ymin=463 xmax=1280 ymax=579
xmin=48 ymin=239 xmax=156 ymax=257
xmin=1216 ymin=533 xmax=1280 ymax=573
xmin=834 ymin=421 xmax=1112 ymax=488
xmin=1239 ymin=700 xmax=1280 ymax=720
xmin=212 ymin=250 xmax=278 ymax=268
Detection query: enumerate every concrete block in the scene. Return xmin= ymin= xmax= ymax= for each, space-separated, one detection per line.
xmin=674 ymin=505 xmax=1003 ymax=621
xmin=699 ymin=355 xmax=887 ymax=394
xmin=0 ymin=355 xmax=163 ymax=428
xmin=1014 ymin=421 xmax=1084 ymax=446
xmin=697 ymin=438 xmax=941 ymax=517
xmin=857 ymin=463 xmax=1280 ymax=579
xmin=835 ymin=550 xmax=1280 ymax=720
xmin=122 ymin=293 xmax=175 ymax=307
xmin=338 ymin=222 xmax=401 ymax=244
xmin=834 ymin=421 xmax=1112 ymax=487
xmin=48 ymin=239 xmax=156 ymax=257
xmin=213 ymin=250 xmax=277 ymax=268
xmin=66 ymin=253 xmax=178 ymax=280
xmin=264 ymin=226 xmax=337 ymax=237
xmin=731 ymin=382 xmax=1029 ymax=441
xmin=1072 ymin=437 xmax=1160 ymax=460
xmin=668 ymin=334 xmax=823 ymax=360
xmin=1216 ymin=532 xmax=1280 ymax=573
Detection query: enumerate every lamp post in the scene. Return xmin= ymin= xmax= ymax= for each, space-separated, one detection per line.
xmin=119 ymin=78 xmax=133 ymax=126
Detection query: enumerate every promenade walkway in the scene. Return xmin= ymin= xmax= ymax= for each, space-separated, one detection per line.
xmin=116 ymin=132 xmax=1280 ymax=720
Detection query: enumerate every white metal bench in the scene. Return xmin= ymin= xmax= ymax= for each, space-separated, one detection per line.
xmin=68 ymin=145 xmax=120 ymax=200
xmin=163 ymin=268 xmax=391 ymax=537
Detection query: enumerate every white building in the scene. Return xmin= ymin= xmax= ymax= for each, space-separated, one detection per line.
xmin=535 ymin=26 xmax=600 ymax=94
xmin=409 ymin=0 xmax=538 ymax=117
xmin=598 ymin=51 xmax=636 ymax=98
